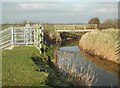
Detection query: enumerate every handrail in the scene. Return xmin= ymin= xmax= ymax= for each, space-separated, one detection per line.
xmin=0 ymin=42 xmax=12 ymax=50
xmin=0 ymin=40 xmax=11 ymax=46
xmin=0 ymin=34 xmax=11 ymax=40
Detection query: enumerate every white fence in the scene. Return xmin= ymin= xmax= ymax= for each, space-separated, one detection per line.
xmin=0 ymin=27 xmax=12 ymax=49
xmin=33 ymin=24 xmax=44 ymax=54
xmin=0 ymin=24 xmax=44 ymax=50
xmin=13 ymin=27 xmax=33 ymax=45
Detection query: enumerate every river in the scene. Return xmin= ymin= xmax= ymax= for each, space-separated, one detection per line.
xmin=54 ymin=41 xmax=119 ymax=86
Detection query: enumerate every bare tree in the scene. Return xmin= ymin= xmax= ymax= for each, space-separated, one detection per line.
xmin=100 ymin=19 xmax=118 ymax=29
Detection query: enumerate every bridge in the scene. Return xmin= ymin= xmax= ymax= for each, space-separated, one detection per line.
xmin=1 ymin=24 xmax=97 ymax=51
xmin=53 ymin=24 xmax=97 ymax=41
xmin=55 ymin=29 xmax=95 ymax=32
xmin=54 ymin=24 xmax=97 ymax=33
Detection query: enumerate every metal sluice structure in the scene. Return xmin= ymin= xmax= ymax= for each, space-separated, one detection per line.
xmin=0 ymin=24 xmax=44 ymax=54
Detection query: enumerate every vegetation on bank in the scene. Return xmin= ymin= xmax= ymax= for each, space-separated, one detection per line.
xmin=79 ymin=29 xmax=119 ymax=64
xmin=2 ymin=46 xmax=72 ymax=86
xmin=2 ymin=24 xmax=25 ymax=30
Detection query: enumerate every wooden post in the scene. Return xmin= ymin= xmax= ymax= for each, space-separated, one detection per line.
xmin=26 ymin=28 xmax=28 ymax=45
xmin=31 ymin=27 xmax=33 ymax=44
xmin=39 ymin=27 xmax=42 ymax=54
xmin=95 ymin=24 xmax=97 ymax=29
xmin=14 ymin=27 xmax=16 ymax=45
xmin=41 ymin=27 xmax=44 ymax=44
xmin=11 ymin=27 xmax=14 ymax=45
xmin=55 ymin=25 xmax=56 ymax=30
xmin=64 ymin=26 xmax=65 ymax=30
xmin=84 ymin=25 xmax=86 ymax=30
xmin=24 ymin=27 xmax=26 ymax=44
xmin=73 ymin=25 xmax=75 ymax=30
xmin=33 ymin=24 xmax=43 ymax=54
xmin=30 ymin=27 xmax=32 ymax=44
xmin=33 ymin=28 xmax=35 ymax=45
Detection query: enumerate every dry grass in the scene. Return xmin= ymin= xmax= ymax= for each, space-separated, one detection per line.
xmin=77 ymin=60 xmax=97 ymax=86
xmin=79 ymin=29 xmax=119 ymax=64
xmin=71 ymin=61 xmax=97 ymax=86
xmin=57 ymin=57 xmax=97 ymax=86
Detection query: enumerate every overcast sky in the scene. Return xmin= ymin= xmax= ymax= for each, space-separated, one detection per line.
xmin=1 ymin=1 xmax=118 ymax=24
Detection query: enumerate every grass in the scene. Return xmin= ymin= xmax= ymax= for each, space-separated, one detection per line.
xmin=2 ymin=45 xmax=71 ymax=87
xmin=79 ymin=29 xmax=119 ymax=64
xmin=2 ymin=46 xmax=49 ymax=86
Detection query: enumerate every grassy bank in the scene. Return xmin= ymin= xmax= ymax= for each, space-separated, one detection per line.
xmin=2 ymin=46 xmax=71 ymax=86
xmin=2 ymin=46 xmax=48 ymax=86
xmin=79 ymin=29 xmax=119 ymax=64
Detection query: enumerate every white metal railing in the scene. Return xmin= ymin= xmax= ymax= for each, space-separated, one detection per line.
xmin=55 ymin=29 xmax=96 ymax=32
xmin=0 ymin=24 xmax=44 ymax=50
xmin=54 ymin=24 xmax=97 ymax=30
xmin=0 ymin=42 xmax=12 ymax=50
xmin=0 ymin=40 xmax=11 ymax=46
xmin=0 ymin=26 xmax=34 ymax=49
xmin=0 ymin=27 xmax=12 ymax=49
xmin=33 ymin=24 xmax=44 ymax=54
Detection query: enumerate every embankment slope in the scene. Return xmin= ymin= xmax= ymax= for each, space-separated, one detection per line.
xmin=79 ymin=29 xmax=119 ymax=64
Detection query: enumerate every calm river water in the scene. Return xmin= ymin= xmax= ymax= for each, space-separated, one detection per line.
xmin=55 ymin=41 xmax=119 ymax=86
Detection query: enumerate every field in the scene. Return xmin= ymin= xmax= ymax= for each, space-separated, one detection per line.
xmin=2 ymin=46 xmax=70 ymax=86
xmin=2 ymin=24 xmax=25 ymax=30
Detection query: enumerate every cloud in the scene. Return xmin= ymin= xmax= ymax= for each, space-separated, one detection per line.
xmin=1 ymin=0 xmax=120 ymax=2
xmin=15 ymin=2 xmax=118 ymax=14
xmin=94 ymin=8 xmax=117 ymax=13
xmin=2 ymin=2 xmax=118 ymax=24
xmin=18 ymin=3 xmax=51 ymax=10
xmin=92 ymin=3 xmax=118 ymax=14
xmin=2 ymin=0 xmax=62 ymax=2
xmin=18 ymin=3 xmax=71 ymax=11
xmin=17 ymin=2 xmax=87 ymax=15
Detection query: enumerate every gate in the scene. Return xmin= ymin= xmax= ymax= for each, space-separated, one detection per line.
xmin=0 ymin=27 xmax=12 ymax=49
xmin=13 ymin=27 xmax=33 ymax=45
xmin=0 ymin=25 xmax=34 ymax=49
xmin=0 ymin=24 xmax=44 ymax=52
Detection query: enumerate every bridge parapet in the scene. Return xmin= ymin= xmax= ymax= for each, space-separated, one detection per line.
xmin=55 ymin=29 xmax=96 ymax=32
xmin=54 ymin=24 xmax=97 ymax=30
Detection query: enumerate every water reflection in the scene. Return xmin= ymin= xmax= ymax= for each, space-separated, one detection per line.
xmin=56 ymin=46 xmax=118 ymax=86
xmin=57 ymin=49 xmax=97 ymax=86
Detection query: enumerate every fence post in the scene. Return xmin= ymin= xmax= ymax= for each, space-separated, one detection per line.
xmin=73 ymin=25 xmax=75 ymax=30
xmin=95 ymin=24 xmax=97 ymax=29
xmin=24 ymin=27 xmax=26 ymax=44
xmin=11 ymin=27 xmax=14 ymax=45
xmin=64 ymin=26 xmax=65 ymax=30
xmin=33 ymin=24 xmax=43 ymax=54
xmin=39 ymin=27 xmax=42 ymax=54
xmin=25 ymin=27 xmax=29 ymax=45
xmin=55 ymin=25 xmax=56 ymax=30
xmin=41 ymin=27 xmax=44 ymax=44
xmin=33 ymin=27 xmax=35 ymax=46
xmin=84 ymin=25 xmax=86 ymax=30
xmin=30 ymin=27 xmax=33 ymax=44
